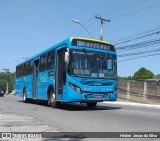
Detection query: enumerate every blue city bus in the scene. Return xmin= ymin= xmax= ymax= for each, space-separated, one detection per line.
xmin=15 ymin=37 xmax=118 ymax=108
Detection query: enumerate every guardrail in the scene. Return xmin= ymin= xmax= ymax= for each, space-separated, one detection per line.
xmin=118 ymin=80 xmax=160 ymax=104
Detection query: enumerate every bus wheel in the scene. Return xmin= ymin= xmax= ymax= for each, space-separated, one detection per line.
xmin=23 ymin=89 xmax=29 ymax=103
xmin=86 ymin=102 xmax=97 ymax=108
xmin=49 ymin=90 xmax=58 ymax=108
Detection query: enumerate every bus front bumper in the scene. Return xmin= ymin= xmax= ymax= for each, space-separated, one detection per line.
xmin=82 ymin=91 xmax=118 ymax=102
xmin=63 ymin=89 xmax=118 ymax=103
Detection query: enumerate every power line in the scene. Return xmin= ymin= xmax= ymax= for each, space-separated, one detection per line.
xmin=116 ymin=38 xmax=160 ymax=51
xmin=116 ymin=37 xmax=160 ymax=62
xmin=67 ymin=17 xmax=96 ymax=37
xmin=115 ymin=30 xmax=160 ymax=45
xmin=110 ymin=1 xmax=160 ymax=20
xmin=112 ymin=25 xmax=160 ymax=43
xmin=84 ymin=25 xmax=100 ymax=37
xmin=99 ymin=0 xmax=148 ymax=16
xmin=97 ymin=0 xmax=139 ymax=16
xmin=69 ymin=0 xmax=148 ymax=38
xmin=73 ymin=19 xmax=97 ymax=37
xmin=69 ymin=1 xmax=160 ymax=39
xmin=118 ymin=45 xmax=160 ymax=55
xmin=69 ymin=1 xmax=137 ymax=37
xmin=118 ymin=48 xmax=160 ymax=57
xmin=118 ymin=52 xmax=160 ymax=62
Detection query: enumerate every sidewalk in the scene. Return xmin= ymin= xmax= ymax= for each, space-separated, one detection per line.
xmin=103 ymin=98 xmax=160 ymax=109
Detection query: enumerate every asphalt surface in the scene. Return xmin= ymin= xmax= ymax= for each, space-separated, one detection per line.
xmin=0 ymin=95 xmax=160 ymax=141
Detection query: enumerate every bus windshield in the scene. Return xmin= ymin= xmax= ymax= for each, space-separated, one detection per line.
xmin=68 ymin=49 xmax=117 ymax=79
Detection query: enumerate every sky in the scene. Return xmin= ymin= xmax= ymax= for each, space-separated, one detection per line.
xmin=0 ymin=0 xmax=160 ymax=77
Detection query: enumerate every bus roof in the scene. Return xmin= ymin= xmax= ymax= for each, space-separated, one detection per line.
xmin=16 ymin=37 xmax=114 ymax=66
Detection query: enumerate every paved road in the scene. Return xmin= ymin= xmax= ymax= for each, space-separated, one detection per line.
xmin=0 ymin=95 xmax=160 ymax=140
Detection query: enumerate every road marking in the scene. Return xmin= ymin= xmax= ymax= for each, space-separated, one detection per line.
xmin=103 ymin=101 xmax=160 ymax=109
xmin=0 ymin=113 xmax=34 ymax=122
xmin=121 ymin=109 xmax=160 ymax=116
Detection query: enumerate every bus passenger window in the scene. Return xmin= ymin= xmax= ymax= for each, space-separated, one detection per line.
xmin=28 ymin=61 xmax=34 ymax=75
xmin=24 ymin=63 xmax=28 ymax=76
xmin=40 ymin=54 xmax=47 ymax=72
xmin=20 ymin=65 xmax=24 ymax=77
xmin=47 ymin=50 xmax=55 ymax=70
xmin=16 ymin=66 xmax=20 ymax=78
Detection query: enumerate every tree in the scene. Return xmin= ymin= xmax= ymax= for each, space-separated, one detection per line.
xmin=0 ymin=72 xmax=14 ymax=91
xmin=0 ymin=79 xmax=6 ymax=91
xmin=132 ymin=67 xmax=154 ymax=80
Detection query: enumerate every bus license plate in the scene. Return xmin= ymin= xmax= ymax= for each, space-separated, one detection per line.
xmin=94 ymin=95 xmax=102 ymax=98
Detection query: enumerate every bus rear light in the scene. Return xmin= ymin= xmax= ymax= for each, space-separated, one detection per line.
xmin=69 ymin=82 xmax=82 ymax=94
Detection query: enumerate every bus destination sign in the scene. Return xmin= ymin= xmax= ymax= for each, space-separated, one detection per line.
xmin=72 ymin=39 xmax=115 ymax=51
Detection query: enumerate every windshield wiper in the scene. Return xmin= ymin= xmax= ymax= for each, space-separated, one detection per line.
xmin=82 ymin=48 xmax=93 ymax=68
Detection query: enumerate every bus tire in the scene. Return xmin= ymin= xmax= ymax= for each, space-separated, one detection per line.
xmin=23 ymin=89 xmax=29 ymax=103
xmin=49 ymin=89 xmax=60 ymax=108
xmin=86 ymin=102 xmax=97 ymax=108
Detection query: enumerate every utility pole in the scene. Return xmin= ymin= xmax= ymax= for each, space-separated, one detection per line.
xmin=3 ymin=69 xmax=9 ymax=95
xmin=95 ymin=15 xmax=110 ymax=40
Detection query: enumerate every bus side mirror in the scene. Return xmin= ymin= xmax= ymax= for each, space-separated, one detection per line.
xmin=65 ymin=52 xmax=69 ymax=63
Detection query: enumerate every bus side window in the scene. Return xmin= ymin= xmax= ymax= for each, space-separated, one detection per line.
xmin=24 ymin=63 xmax=28 ymax=76
xmin=28 ymin=61 xmax=34 ymax=75
xmin=16 ymin=66 xmax=19 ymax=78
xmin=20 ymin=65 xmax=24 ymax=77
xmin=47 ymin=50 xmax=55 ymax=70
xmin=40 ymin=54 xmax=47 ymax=72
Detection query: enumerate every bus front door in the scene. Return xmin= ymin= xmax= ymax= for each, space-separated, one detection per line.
xmin=56 ymin=48 xmax=67 ymax=99
xmin=33 ymin=59 xmax=39 ymax=99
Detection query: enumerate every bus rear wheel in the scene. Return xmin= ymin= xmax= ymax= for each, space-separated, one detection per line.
xmin=86 ymin=102 xmax=97 ymax=108
xmin=23 ymin=89 xmax=29 ymax=103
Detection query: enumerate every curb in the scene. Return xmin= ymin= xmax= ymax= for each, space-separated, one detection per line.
xmin=103 ymin=101 xmax=160 ymax=108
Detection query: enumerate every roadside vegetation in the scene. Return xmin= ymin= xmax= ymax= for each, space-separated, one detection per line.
xmin=118 ymin=67 xmax=160 ymax=80
xmin=0 ymin=72 xmax=14 ymax=92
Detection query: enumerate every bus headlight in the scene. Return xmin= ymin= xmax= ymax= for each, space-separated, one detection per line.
xmin=112 ymin=87 xmax=117 ymax=94
xmin=69 ymin=82 xmax=82 ymax=94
